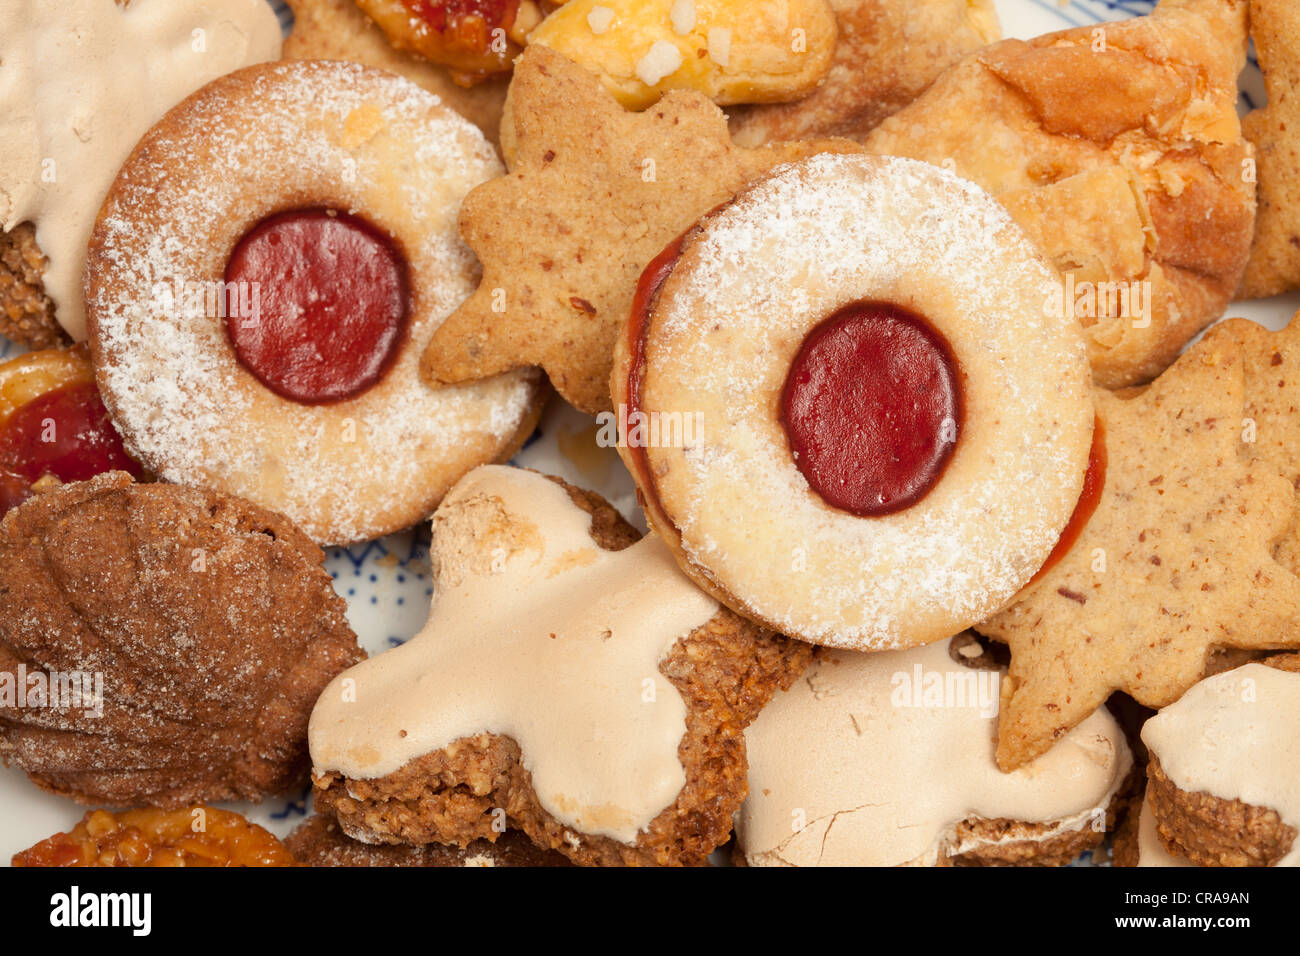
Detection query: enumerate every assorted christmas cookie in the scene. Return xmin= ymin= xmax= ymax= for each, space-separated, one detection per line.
xmin=862 ymin=0 xmax=1255 ymax=389
xmin=735 ymin=635 xmax=1133 ymax=867
xmin=613 ymin=153 xmax=1094 ymax=651
xmin=527 ymin=0 xmax=837 ymax=110
xmin=286 ymin=814 xmax=572 ymax=867
xmin=728 ymin=0 xmax=1001 ymax=147
xmin=13 ymin=807 xmax=297 ymax=868
xmin=0 ymin=472 xmax=365 ymax=808
xmin=978 ymin=332 xmax=1300 ymax=771
xmin=1240 ymin=0 xmax=1300 ymax=298
xmin=419 ymin=45 xmax=861 ymax=413
xmin=0 ymin=0 xmax=282 ymax=344
xmin=310 ymin=466 xmax=814 ymax=866
xmin=85 ymin=59 xmax=546 ymax=546
xmin=1137 ymin=655 xmax=1300 ymax=867
xmin=0 ymin=345 xmax=141 ymax=519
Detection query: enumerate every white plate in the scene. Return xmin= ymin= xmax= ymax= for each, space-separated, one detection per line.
xmin=0 ymin=0 xmax=1292 ymax=864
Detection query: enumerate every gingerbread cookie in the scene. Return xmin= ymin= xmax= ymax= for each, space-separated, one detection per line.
xmin=86 ymin=60 xmax=546 ymax=546
xmin=528 ymin=0 xmax=837 ymax=110
xmin=735 ymin=636 xmax=1133 ymax=867
xmin=613 ymin=153 xmax=1094 ymax=651
xmin=283 ymin=0 xmax=512 ymax=146
xmin=728 ymin=0 xmax=1001 ymax=147
xmin=0 ymin=472 xmax=365 ymax=808
xmin=0 ymin=0 xmax=282 ymax=342
xmin=862 ymin=0 xmax=1255 ymax=389
xmin=286 ymin=814 xmax=571 ymax=867
xmin=977 ymin=331 xmax=1300 ymax=771
xmin=1133 ymin=655 xmax=1300 ymax=867
xmin=14 ymin=807 xmax=297 ymax=868
xmin=1240 ymin=0 xmax=1300 ymax=299
xmin=419 ymin=45 xmax=861 ymax=413
xmin=310 ymin=466 xmax=813 ymax=866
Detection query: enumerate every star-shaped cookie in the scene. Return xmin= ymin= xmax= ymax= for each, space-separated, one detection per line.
xmin=861 ymin=0 xmax=1254 ymax=389
xmin=977 ymin=331 xmax=1300 ymax=771
xmin=419 ymin=45 xmax=861 ymax=414
xmin=1240 ymin=0 xmax=1300 ymax=298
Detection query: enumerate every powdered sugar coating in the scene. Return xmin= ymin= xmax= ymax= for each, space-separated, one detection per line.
xmin=637 ymin=153 xmax=1094 ymax=649
xmin=86 ymin=60 xmax=544 ymax=546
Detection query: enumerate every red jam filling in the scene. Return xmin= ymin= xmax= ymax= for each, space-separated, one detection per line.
xmin=0 ymin=381 xmax=143 ymax=516
xmin=224 ymin=208 xmax=409 ymax=405
xmin=1029 ymin=417 xmax=1107 ymax=584
xmin=401 ymin=0 xmax=518 ymax=38
xmin=780 ymin=302 xmax=962 ymax=517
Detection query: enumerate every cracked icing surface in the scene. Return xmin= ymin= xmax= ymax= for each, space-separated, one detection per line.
xmin=309 ymin=466 xmax=719 ymax=844
xmin=736 ymin=638 xmax=1130 ymax=866
xmin=631 ymin=153 xmax=1093 ymax=649
xmin=0 ymin=0 xmax=282 ymax=340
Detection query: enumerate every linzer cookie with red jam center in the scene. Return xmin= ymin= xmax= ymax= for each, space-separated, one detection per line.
xmin=85 ymin=60 xmax=546 ymax=547
xmin=735 ymin=635 xmax=1133 ymax=867
xmin=309 ymin=466 xmax=813 ymax=867
xmin=611 ymin=153 xmax=1094 ymax=651
xmin=0 ymin=472 xmax=365 ymax=808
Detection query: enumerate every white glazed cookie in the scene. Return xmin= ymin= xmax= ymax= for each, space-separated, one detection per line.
xmin=0 ymin=0 xmax=283 ymax=340
xmin=735 ymin=637 xmax=1132 ymax=867
xmin=612 ymin=153 xmax=1094 ymax=650
xmin=85 ymin=60 xmax=546 ymax=546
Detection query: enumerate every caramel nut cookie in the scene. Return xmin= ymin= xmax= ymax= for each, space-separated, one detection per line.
xmin=734 ymin=636 xmax=1132 ymax=867
xmin=0 ymin=0 xmax=282 ymax=341
xmin=729 ymin=0 xmax=1001 ymax=147
xmin=0 ymin=472 xmax=365 ymax=809
xmin=1240 ymin=0 xmax=1300 ymax=298
xmin=419 ymin=45 xmax=862 ymax=414
xmin=286 ymin=814 xmax=571 ymax=867
xmin=310 ymin=466 xmax=814 ymax=866
xmin=862 ymin=0 xmax=1255 ymax=389
xmin=977 ymin=332 xmax=1300 ymax=771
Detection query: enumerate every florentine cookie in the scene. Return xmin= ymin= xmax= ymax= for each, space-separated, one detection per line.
xmin=0 ymin=472 xmax=365 ymax=808
xmin=613 ymin=153 xmax=1094 ymax=651
xmin=310 ymin=466 xmax=814 ymax=866
xmin=0 ymin=0 xmax=282 ymax=341
xmin=1132 ymin=655 xmax=1300 ymax=867
xmin=283 ymin=0 xmax=512 ymax=145
xmin=977 ymin=331 xmax=1300 ymax=771
xmin=729 ymin=0 xmax=1001 ymax=146
xmin=735 ymin=635 xmax=1133 ymax=867
xmin=862 ymin=0 xmax=1255 ymax=389
xmin=1240 ymin=0 xmax=1300 ymax=298
xmin=86 ymin=60 xmax=546 ymax=546
xmin=419 ymin=45 xmax=861 ymax=413
xmin=286 ymin=814 xmax=571 ymax=867
xmin=528 ymin=0 xmax=837 ymax=110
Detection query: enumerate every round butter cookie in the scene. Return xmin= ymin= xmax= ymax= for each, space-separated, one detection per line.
xmin=85 ymin=60 xmax=546 ymax=546
xmin=612 ymin=153 xmax=1094 ymax=650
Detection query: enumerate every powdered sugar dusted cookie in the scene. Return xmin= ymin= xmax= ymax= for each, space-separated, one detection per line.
xmin=735 ymin=636 xmax=1132 ymax=867
xmin=613 ymin=153 xmax=1094 ymax=651
xmin=310 ymin=466 xmax=813 ymax=866
xmin=0 ymin=0 xmax=282 ymax=342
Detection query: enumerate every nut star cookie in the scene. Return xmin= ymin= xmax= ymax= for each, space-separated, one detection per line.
xmin=862 ymin=0 xmax=1255 ymax=389
xmin=735 ymin=635 xmax=1133 ymax=867
xmin=613 ymin=153 xmax=1095 ymax=651
xmin=419 ymin=45 xmax=861 ymax=413
xmin=528 ymin=0 xmax=837 ymax=110
xmin=282 ymin=0 xmax=512 ymax=146
xmin=0 ymin=472 xmax=365 ymax=808
xmin=1133 ymin=655 xmax=1300 ymax=867
xmin=310 ymin=466 xmax=814 ymax=866
xmin=1239 ymin=0 xmax=1300 ymax=299
xmin=0 ymin=0 xmax=282 ymax=342
xmin=729 ymin=0 xmax=1001 ymax=147
xmin=977 ymin=333 xmax=1300 ymax=771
